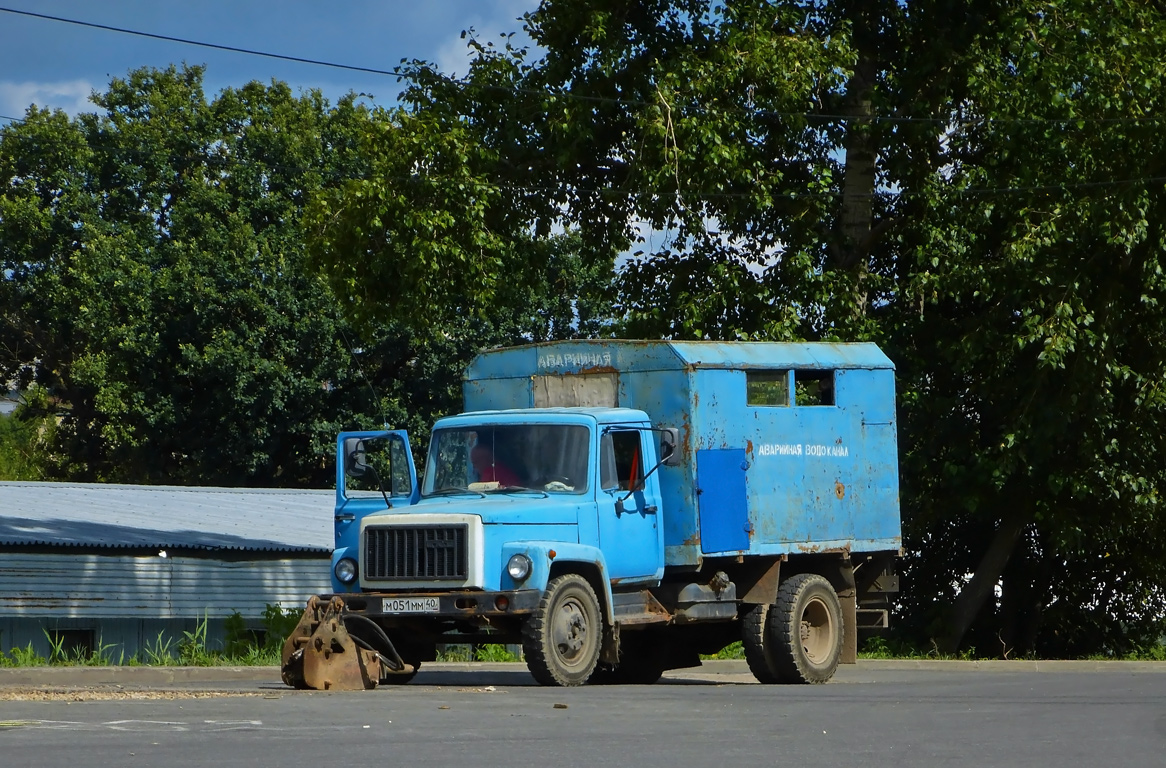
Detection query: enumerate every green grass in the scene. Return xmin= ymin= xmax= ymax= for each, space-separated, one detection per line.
xmin=436 ymin=644 xmax=522 ymax=662
xmin=1083 ymin=645 xmax=1166 ymax=662
xmin=702 ymin=636 xmax=990 ymax=662
xmin=11 ymin=612 xmax=1156 ymax=668
xmin=857 ymin=636 xmax=982 ymax=660
xmin=0 ymin=605 xmax=298 ymax=668
xmin=700 ymin=640 xmax=745 ymax=660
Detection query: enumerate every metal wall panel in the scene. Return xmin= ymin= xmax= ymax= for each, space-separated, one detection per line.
xmin=0 ymin=552 xmax=328 ymax=619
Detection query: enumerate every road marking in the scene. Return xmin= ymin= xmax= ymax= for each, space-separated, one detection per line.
xmin=0 ymin=719 xmax=264 ymax=732
xmin=104 ymin=721 xmax=188 ymax=732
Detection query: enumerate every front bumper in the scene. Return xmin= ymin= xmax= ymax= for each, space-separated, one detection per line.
xmin=318 ymin=589 xmax=542 ymax=618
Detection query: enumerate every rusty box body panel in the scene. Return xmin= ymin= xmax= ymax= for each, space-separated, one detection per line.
xmin=463 ymin=341 xmax=901 ymax=567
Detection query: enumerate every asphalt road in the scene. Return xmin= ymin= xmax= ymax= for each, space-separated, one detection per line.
xmin=1 ymin=661 xmax=1163 ymax=768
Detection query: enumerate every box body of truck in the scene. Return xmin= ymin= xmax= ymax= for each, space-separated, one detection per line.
xmin=282 ymin=341 xmax=902 ymax=689
xmin=465 ymin=340 xmax=901 ymax=562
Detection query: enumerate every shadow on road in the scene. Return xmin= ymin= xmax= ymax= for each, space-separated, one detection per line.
xmin=403 ymin=669 xmax=737 ymax=688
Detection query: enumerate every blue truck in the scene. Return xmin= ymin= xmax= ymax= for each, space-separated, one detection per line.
xmin=281 ymin=340 xmax=902 ymax=689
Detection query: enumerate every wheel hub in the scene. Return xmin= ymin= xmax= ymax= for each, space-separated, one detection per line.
xmin=800 ymin=596 xmax=833 ymax=664
xmin=552 ymin=599 xmax=590 ymax=662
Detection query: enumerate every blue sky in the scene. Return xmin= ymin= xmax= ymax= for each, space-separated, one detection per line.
xmin=0 ymin=1 xmax=537 ymax=123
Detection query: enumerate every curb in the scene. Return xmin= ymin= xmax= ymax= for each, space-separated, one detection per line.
xmin=853 ymin=658 xmax=1166 ymax=673
xmin=1 ymin=658 xmax=1163 ymax=688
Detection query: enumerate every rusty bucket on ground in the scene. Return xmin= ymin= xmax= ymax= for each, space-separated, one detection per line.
xmin=281 ymin=595 xmax=410 ymax=690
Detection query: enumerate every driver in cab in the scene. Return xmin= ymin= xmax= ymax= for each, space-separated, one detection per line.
xmin=470 ymin=443 xmax=522 ymax=487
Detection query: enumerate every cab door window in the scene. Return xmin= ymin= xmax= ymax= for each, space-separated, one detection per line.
xmin=601 ymin=431 xmax=644 ymax=491
xmin=344 ymin=434 xmax=413 ymax=499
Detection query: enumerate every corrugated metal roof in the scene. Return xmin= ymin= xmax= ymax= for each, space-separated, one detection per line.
xmin=467 ymin=340 xmax=895 ymax=381
xmin=0 ymin=482 xmax=334 ymax=554
xmin=666 ymin=341 xmax=895 ymax=369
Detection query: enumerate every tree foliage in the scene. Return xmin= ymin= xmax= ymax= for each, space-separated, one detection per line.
xmin=1 ymin=68 xmax=367 ymax=484
xmin=890 ymin=0 xmax=1166 ymax=656
xmin=310 ymin=0 xmax=1166 ymax=655
xmin=4 ymin=2 xmax=1166 ymax=655
xmin=0 ymin=65 xmax=613 ymax=486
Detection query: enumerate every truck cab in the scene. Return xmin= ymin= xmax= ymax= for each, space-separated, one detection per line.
xmin=282 ymin=341 xmax=902 ymax=689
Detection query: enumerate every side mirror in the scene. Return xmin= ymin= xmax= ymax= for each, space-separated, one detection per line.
xmin=659 ymin=427 xmax=681 ymax=467
xmin=344 ymin=437 xmax=369 ymax=478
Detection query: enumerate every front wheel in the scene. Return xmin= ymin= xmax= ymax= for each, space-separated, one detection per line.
xmin=770 ymin=573 xmax=844 ymax=684
xmin=522 ymin=574 xmax=603 ymax=686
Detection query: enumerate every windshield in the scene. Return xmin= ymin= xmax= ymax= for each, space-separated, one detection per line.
xmin=423 ymin=424 xmax=591 ymax=495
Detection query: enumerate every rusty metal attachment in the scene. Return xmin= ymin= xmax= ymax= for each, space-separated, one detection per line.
xmin=281 ymin=595 xmax=411 ymax=690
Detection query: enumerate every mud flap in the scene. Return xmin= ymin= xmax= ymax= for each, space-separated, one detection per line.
xmin=281 ymin=595 xmax=398 ymax=690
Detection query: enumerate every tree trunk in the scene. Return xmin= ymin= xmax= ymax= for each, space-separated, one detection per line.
xmin=837 ymin=57 xmax=876 ymax=274
xmin=834 ymin=1 xmax=882 ymax=318
xmin=998 ymin=534 xmax=1043 ymax=658
xmin=937 ymin=513 xmax=1028 ymax=654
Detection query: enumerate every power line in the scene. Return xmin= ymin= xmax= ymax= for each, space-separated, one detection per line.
xmin=3 ymin=6 xmax=1164 ymax=127
xmin=0 ymin=6 xmax=404 ymax=77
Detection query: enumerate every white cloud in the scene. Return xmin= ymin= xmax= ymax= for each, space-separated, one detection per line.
xmin=433 ymin=0 xmax=536 ymax=77
xmin=0 ymin=80 xmax=96 ymax=120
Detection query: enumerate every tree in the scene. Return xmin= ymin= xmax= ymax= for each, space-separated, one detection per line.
xmin=2 ymin=64 xmax=616 ymax=487
xmin=0 ymin=67 xmax=382 ymax=485
xmin=306 ymin=34 xmax=616 ymax=341
xmin=0 ymin=400 xmax=54 ymax=481
xmin=334 ymin=0 xmax=1166 ymax=654
xmin=890 ymin=0 xmax=1166 ymax=655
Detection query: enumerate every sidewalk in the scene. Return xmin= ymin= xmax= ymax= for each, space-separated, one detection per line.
xmin=1 ymin=658 xmax=1163 ymax=690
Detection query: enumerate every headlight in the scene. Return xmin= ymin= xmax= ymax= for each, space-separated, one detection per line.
xmin=506 ymin=553 xmax=532 ymax=582
xmin=334 ymin=557 xmax=358 ymax=584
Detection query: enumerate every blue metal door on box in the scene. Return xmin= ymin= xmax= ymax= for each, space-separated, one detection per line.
xmin=696 ymin=448 xmax=750 ymax=553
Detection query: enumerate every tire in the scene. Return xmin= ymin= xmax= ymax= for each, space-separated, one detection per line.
xmin=523 ymin=574 xmax=604 ymax=686
xmin=769 ymin=573 xmax=844 ymax=684
xmin=742 ymin=602 xmax=782 ymax=684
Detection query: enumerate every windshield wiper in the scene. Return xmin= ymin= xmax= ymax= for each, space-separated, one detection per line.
xmin=494 ymin=485 xmax=549 ymax=498
xmin=427 ymin=487 xmax=486 ymax=498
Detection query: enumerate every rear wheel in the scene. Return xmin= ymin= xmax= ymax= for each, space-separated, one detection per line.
xmin=523 ymin=574 xmax=603 ymax=686
xmin=742 ymin=602 xmax=782 ymax=684
xmin=769 ymin=573 xmax=843 ymax=684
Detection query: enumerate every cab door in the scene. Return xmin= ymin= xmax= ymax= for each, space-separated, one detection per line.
xmin=596 ymin=428 xmax=664 ymax=582
xmin=334 ymin=430 xmax=419 ymax=554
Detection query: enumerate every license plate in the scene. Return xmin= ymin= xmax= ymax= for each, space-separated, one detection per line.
xmin=382 ymin=596 xmax=440 ymax=613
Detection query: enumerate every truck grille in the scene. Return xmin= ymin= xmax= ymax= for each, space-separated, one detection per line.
xmin=364 ymin=525 xmax=468 ymax=581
